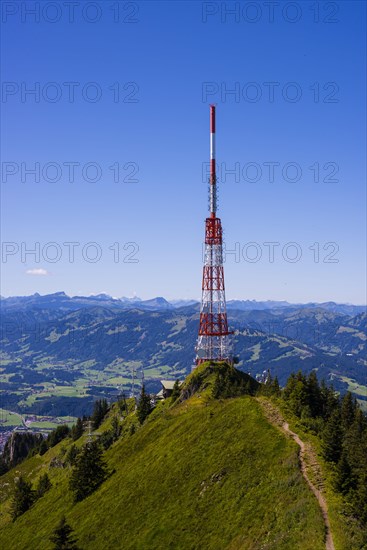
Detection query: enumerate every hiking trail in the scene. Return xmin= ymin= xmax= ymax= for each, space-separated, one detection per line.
xmin=257 ymin=398 xmax=335 ymax=550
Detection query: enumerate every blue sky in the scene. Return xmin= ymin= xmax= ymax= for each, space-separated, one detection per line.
xmin=1 ymin=0 xmax=366 ymax=303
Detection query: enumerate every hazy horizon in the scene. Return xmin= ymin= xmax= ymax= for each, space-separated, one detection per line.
xmin=1 ymin=289 xmax=366 ymax=307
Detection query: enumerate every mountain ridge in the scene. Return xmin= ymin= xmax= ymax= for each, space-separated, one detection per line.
xmin=1 ymin=292 xmax=365 ymax=316
xmin=0 ymin=368 xmax=327 ymax=549
xmin=1 ymin=363 xmax=365 ymax=549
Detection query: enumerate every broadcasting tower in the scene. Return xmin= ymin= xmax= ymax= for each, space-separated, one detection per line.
xmin=196 ymin=105 xmax=233 ymax=365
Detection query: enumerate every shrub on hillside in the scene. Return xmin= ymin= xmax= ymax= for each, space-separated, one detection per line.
xmin=137 ymin=385 xmax=153 ymax=425
xmin=91 ymin=399 xmax=109 ymax=430
xmin=47 ymin=425 xmax=70 ymax=448
xmin=36 ymin=472 xmax=52 ymax=497
xmin=50 ymin=515 xmax=79 ymax=550
xmin=10 ymin=476 xmax=35 ymax=521
xmin=69 ymin=441 xmax=109 ymax=502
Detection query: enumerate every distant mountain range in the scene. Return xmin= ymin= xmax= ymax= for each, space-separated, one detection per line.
xmin=1 ymin=292 xmax=365 ymax=316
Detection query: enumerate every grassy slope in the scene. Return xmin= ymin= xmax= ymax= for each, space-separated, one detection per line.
xmin=0 ymin=393 xmax=326 ymax=550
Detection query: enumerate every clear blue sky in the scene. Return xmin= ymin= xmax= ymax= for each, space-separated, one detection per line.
xmin=1 ymin=1 xmax=366 ymax=303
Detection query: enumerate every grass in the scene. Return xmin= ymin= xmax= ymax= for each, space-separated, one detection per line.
xmin=0 ymin=390 xmax=325 ymax=549
xmin=250 ymin=342 xmax=261 ymax=360
xmin=340 ymin=376 xmax=367 ymax=398
xmin=26 ymin=421 xmax=71 ymax=430
xmin=0 ymin=408 xmax=77 ymax=431
xmin=0 ymin=409 xmax=23 ymax=427
xmin=101 ymin=376 xmax=131 ymax=385
xmin=338 ymin=376 xmax=367 ymax=412
xmin=20 ymin=385 xmax=88 ymax=407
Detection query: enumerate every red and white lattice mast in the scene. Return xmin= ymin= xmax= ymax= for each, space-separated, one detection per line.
xmin=196 ymin=105 xmax=233 ymax=365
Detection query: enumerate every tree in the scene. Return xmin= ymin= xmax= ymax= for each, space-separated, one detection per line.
xmin=111 ymin=416 xmax=121 ymax=440
xmin=322 ymin=409 xmax=343 ymax=463
xmin=2 ymin=432 xmax=44 ymax=469
xmin=283 ymin=372 xmax=297 ymax=400
xmin=50 ymin=515 xmax=79 ymax=550
xmin=261 ymin=372 xmax=281 ymax=397
xmin=36 ymin=472 xmax=52 ymax=497
xmin=171 ymin=380 xmax=181 ymax=402
xmin=223 ymin=370 xmax=233 ymax=398
xmin=48 ymin=425 xmax=70 ymax=448
xmin=39 ymin=438 xmax=48 ymax=456
xmin=69 ymin=441 xmax=108 ymax=502
xmin=319 ymin=379 xmax=338 ymax=419
xmin=307 ymin=371 xmax=322 ymax=417
xmin=212 ymin=369 xmax=232 ymax=399
xmin=0 ymin=455 xmax=8 ymax=475
xmin=340 ymin=392 xmax=357 ymax=431
xmin=118 ymin=392 xmax=129 ymax=416
xmin=71 ymin=418 xmax=84 ymax=441
xmin=334 ymin=451 xmax=354 ymax=495
xmin=283 ymin=372 xmax=308 ymax=416
xmin=353 ymin=471 xmax=367 ymax=525
xmin=65 ymin=444 xmax=80 ymax=467
xmin=10 ymin=476 xmax=35 ymax=521
xmin=271 ymin=376 xmax=281 ymax=396
xmin=137 ymin=385 xmax=152 ymax=425
xmin=99 ymin=430 xmax=114 ymax=450
xmin=92 ymin=399 xmax=109 ymax=429
xmin=212 ymin=372 xmax=222 ymax=399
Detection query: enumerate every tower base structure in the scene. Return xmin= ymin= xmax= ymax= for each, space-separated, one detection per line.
xmin=196 ymin=216 xmax=233 ymax=366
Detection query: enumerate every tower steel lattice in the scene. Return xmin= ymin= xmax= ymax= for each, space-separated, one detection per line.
xmin=196 ymin=106 xmax=233 ymax=365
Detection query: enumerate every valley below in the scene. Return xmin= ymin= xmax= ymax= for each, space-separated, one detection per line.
xmin=1 ymin=293 xmax=366 ymax=440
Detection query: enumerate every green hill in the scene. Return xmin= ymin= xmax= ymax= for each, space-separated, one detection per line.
xmin=1 ymin=364 xmax=328 ymax=549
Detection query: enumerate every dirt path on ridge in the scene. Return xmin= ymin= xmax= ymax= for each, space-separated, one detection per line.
xmin=256 ymin=399 xmax=335 ymax=550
